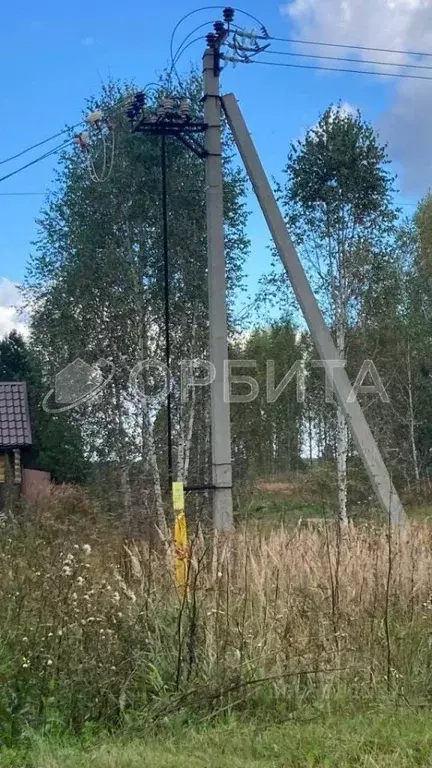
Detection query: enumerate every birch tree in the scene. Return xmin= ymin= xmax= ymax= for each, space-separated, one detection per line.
xmin=25 ymin=76 xmax=248 ymax=529
xmin=279 ymin=105 xmax=397 ymax=523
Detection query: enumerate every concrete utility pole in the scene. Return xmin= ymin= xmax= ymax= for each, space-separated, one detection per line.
xmin=222 ymin=92 xmax=406 ymax=525
xmin=203 ymin=50 xmax=233 ymax=531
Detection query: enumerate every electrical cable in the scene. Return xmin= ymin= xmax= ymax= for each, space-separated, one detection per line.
xmin=262 ymin=48 xmax=432 ymax=72
xmin=0 ymin=138 xmax=75 ymax=184
xmin=174 ymin=35 xmax=210 ymax=67
xmin=86 ymin=128 xmax=116 ymax=183
xmin=169 ymin=6 xmax=268 ymax=71
xmin=0 ymin=123 xmax=84 ymax=167
xmin=237 ymin=57 xmax=432 ymax=81
xmin=266 ymin=34 xmax=432 ymax=59
xmin=173 ymin=21 xmax=216 ymax=64
xmin=170 ymin=6 xmax=432 ymax=65
xmin=169 ymin=30 xmax=213 ymax=88
xmin=0 ymin=96 xmax=134 ymax=184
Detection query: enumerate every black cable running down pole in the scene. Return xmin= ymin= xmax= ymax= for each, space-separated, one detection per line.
xmin=161 ymin=134 xmax=174 ymax=489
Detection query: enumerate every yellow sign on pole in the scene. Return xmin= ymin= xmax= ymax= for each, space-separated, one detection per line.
xmin=172 ymin=481 xmax=185 ymax=512
xmin=172 ymin=482 xmax=188 ymax=590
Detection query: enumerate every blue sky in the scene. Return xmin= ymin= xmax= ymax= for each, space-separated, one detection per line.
xmin=0 ymin=0 xmax=423 ymax=328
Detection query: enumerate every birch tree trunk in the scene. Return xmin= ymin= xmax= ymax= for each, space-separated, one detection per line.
xmin=114 ymin=380 xmax=132 ymax=528
xmin=176 ymin=312 xmax=198 ymax=485
xmin=407 ymin=343 xmax=420 ymax=483
xmin=137 ymin=308 xmax=169 ymax=544
xmin=141 ymin=397 xmax=170 ymax=543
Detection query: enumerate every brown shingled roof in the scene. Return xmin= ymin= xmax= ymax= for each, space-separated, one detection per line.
xmin=0 ymin=382 xmax=32 ymax=448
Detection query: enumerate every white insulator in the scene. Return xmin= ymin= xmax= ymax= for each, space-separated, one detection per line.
xmin=179 ymin=99 xmax=190 ymax=115
xmin=160 ymin=97 xmax=174 ymax=113
xmin=86 ymin=109 xmax=103 ymax=125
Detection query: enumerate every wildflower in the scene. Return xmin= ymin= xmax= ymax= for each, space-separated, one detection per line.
xmin=83 ymin=594 xmax=91 ymax=601
xmin=22 ymin=637 xmax=28 ymax=643
xmin=22 ymin=662 xmax=29 ymax=669
xmin=82 ymin=544 xmax=92 ymax=556
xmin=47 ymin=659 xmax=53 ymax=666
xmin=57 ymin=629 xmax=63 ymax=637
xmin=112 ymin=591 xmax=120 ymax=603
xmin=76 ymin=576 xmax=84 ymax=586
xmin=48 ymin=632 xmax=53 ymax=638
xmin=73 ymin=544 xmax=80 ymax=550
xmin=62 ymin=566 xmax=72 ymax=576
xmin=71 ymin=592 xmax=78 ymax=601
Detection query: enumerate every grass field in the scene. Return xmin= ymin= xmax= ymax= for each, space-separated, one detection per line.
xmin=3 ymin=484 xmax=432 ymax=765
xmin=3 ymin=710 xmax=432 ymax=767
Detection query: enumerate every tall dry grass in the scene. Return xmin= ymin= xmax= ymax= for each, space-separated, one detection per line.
xmin=1 ymin=492 xmax=432 ymax=739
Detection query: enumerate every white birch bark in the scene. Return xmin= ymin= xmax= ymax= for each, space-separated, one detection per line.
xmin=407 ymin=343 xmax=420 ymax=483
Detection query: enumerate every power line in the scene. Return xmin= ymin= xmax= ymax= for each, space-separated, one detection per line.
xmin=169 ymin=26 xmax=210 ymax=85
xmin=173 ymin=21 xmax=215 ymax=63
xmin=242 ymin=58 xmax=432 ymax=82
xmin=174 ymin=35 xmax=209 ymax=66
xmin=263 ymin=48 xmax=432 ymax=72
xmin=267 ymin=34 xmax=432 ymax=59
xmin=0 ymin=97 xmax=139 ymax=186
xmin=169 ymin=6 xmax=267 ymax=70
xmin=0 ymin=139 xmax=74 ymax=185
xmin=0 ymin=123 xmax=83 ymax=167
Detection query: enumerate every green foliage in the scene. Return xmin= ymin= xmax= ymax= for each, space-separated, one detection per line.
xmin=24 ymin=75 xmax=249 ymax=502
xmin=0 ymin=331 xmax=88 ymax=482
xmin=287 ymin=104 xmax=395 ymax=225
xmin=231 ymin=321 xmax=304 ymax=482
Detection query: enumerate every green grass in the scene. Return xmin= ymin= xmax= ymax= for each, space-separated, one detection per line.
xmin=237 ymin=492 xmax=325 ymax=526
xmin=4 ymin=710 xmax=432 ymax=767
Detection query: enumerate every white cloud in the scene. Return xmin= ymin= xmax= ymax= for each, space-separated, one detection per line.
xmin=0 ymin=278 xmax=28 ymax=339
xmin=280 ymin=0 xmax=432 ymax=195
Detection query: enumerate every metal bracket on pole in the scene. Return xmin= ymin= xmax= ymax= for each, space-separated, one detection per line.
xmin=221 ymin=92 xmax=406 ymax=525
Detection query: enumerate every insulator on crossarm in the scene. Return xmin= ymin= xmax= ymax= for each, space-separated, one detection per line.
xmin=223 ymin=7 xmax=235 ymax=23
xmin=160 ymin=97 xmax=174 ymax=115
xmin=206 ymin=32 xmax=216 ymax=49
xmin=214 ymin=20 xmax=225 ymax=36
xmin=85 ymin=109 xmax=104 ymax=128
xmin=178 ymin=99 xmax=191 ymax=119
